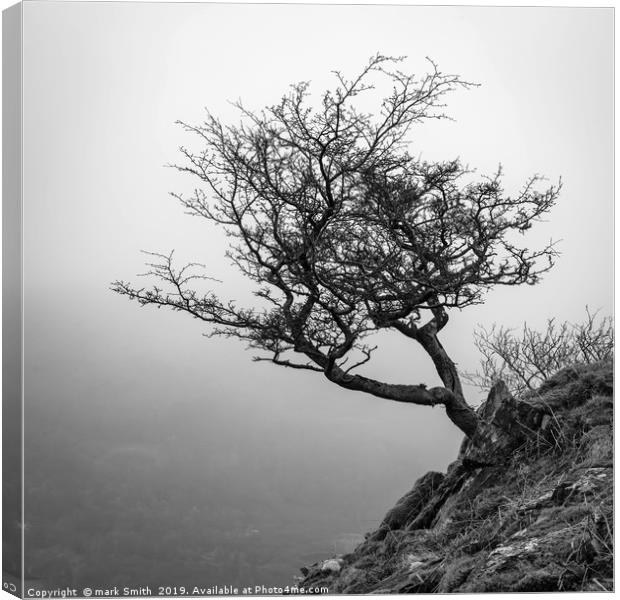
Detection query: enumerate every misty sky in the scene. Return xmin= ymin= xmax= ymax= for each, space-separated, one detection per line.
xmin=19 ymin=1 xmax=613 ymax=589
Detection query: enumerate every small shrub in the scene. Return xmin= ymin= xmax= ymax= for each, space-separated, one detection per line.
xmin=463 ymin=308 xmax=613 ymax=396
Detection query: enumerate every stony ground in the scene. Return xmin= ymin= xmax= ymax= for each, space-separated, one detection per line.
xmin=298 ymin=361 xmax=613 ymax=593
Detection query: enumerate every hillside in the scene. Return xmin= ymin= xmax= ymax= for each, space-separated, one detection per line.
xmin=298 ymin=361 xmax=613 ymax=593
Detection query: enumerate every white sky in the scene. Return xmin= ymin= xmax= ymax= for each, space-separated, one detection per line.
xmin=16 ymin=0 xmax=614 ymax=544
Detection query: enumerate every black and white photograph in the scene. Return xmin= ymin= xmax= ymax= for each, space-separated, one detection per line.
xmin=2 ymin=1 xmax=614 ymax=596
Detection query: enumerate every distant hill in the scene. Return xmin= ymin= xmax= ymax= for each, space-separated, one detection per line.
xmin=299 ymin=361 xmax=613 ymax=593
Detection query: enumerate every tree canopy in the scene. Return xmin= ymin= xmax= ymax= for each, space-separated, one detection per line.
xmin=113 ymin=55 xmax=560 ymax=437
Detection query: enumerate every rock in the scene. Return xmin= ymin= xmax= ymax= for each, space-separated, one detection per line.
xmin=402 ymin=551 xmax=441 ymax=572
xmin=460 ymin=381 xmax=551 ymax=466
xmin=319 ymin=558 xmax=343 ymax=573
xmin=486 ymin=539 xmax=540 ymax=571
xmin=407 ymin=463 xmax=470 ymax=531
xmin=371 ymin=471 xmax=444 ymax=540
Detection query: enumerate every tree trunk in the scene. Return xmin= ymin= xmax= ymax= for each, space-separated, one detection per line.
xmin=324 ymin=361 xmax=478 ymax=438
xmin=416 ymin=329 xmax=478 ymax=438
xmin=318 ymin=320 xmax=479 ymax=438
xmin=416 ymin=328 xmax=463 ymax=395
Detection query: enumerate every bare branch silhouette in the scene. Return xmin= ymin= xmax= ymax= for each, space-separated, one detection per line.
xmin=113 ymin=55 xmax=561 ymax=438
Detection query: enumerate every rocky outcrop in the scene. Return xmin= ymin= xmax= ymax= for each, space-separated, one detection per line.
xmin=297 ymin=361 xmax=613 ymax=593
xmin=370 ymin=471 xmax=444 ymax=542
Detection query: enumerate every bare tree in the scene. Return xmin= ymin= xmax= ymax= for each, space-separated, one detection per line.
xmin=112 ymin=55 xmax=560 ymax=438
xmin=464 ymin=308 xmax=613 ymax=396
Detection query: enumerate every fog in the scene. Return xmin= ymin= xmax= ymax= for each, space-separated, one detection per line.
xmin=19 ymin=2 xmax=612 ymax=590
